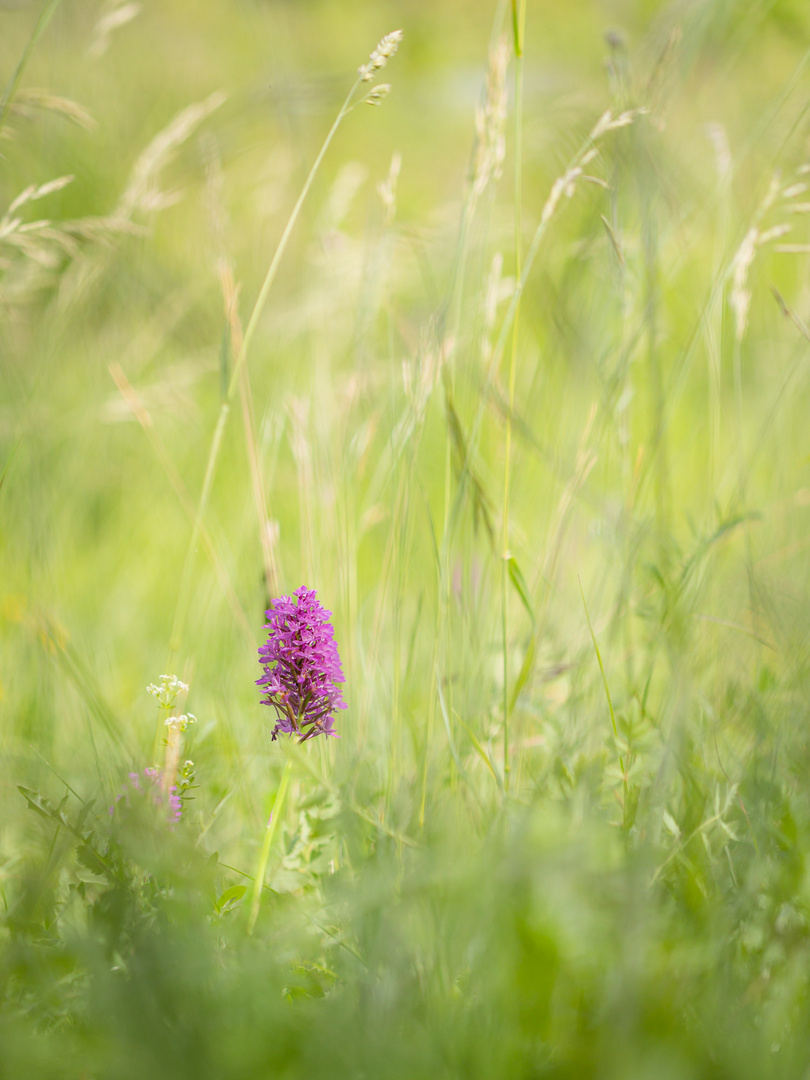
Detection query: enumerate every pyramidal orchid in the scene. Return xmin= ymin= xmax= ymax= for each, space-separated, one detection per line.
xmin=257 ymin=586 xmax=346 ymax=742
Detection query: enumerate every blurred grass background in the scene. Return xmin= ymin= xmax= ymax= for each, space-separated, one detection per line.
xmin=3 ymin=0 xmax=810 ymax=1076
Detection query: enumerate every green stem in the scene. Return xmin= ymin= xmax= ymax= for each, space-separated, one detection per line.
xmin=503 ymin=0 xmax=526 ymax=793
xmin=247 ymin=757 xmax=293 ymax=934
xmin=0 ymin=0 xmax=64 ymax=136
xmin=168 ymin=78 xmax=361 ymax=663
xmin=226 ymin=79 xmax=360 ymax=404
xmin=511 ymin=0 xmax=524 ymax=57
xmin=579 ymin=577 xmax=628 ymax=821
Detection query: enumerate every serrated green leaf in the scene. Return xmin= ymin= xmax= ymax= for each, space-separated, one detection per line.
xmin=18 ymin=786 xmax=68 ymax=827
xmin=76 ymin=844 xmax=107 ymax=877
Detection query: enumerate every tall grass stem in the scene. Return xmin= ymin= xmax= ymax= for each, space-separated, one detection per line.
xmin=0 ymin=0 xmax=64 ymax=135
xmin=502 ymin=0 xmax=526 ymax=791
xmin=170 ymin=78 xmax=361 ymax=658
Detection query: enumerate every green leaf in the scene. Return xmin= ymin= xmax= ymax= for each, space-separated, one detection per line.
xmin=74 ymin=799 xmax=96 ymax=834
xmin=76 ymin=844 xmax=107 ymax=877
xmin=509 ymin=632 xmax=536 ymax=710
xmin=18 ymin=785 xmax=69 ymax=827
xmin=578 ymin=578 xmax=618 ymax=741
xmin=663 ymin=810 xmax=681 ymax=839
xmin=507 ymin=556 xmax=535 ymax=627
xmin=215 ymin=885 xmax=246 ymax=913
xmin=457 ymin=716 xmax=503 ymax=792
xmin=446 ymin=392 xmax=495 ymax=548
xmin=436 ymin=669 xmax=463 ymax=776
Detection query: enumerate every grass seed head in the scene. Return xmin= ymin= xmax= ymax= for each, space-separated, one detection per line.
xmin=359 ymin=29 xmax=403 ymax=82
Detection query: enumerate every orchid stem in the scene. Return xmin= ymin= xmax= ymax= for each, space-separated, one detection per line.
xmin=247 ymin=757 xmax=293 ymax=934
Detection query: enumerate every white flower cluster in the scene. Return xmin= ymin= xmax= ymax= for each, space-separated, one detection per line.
xmin=164 ymin=713 xmax=197 ymax=733
xmin=147 ymin=673 xmax=189 ymax=709
xmin=358 ymin=30 xmax=403 ymax=83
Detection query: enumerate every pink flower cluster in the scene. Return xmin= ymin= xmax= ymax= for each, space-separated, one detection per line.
xmin=109 ymin=767 xmax=182 ymax=822
xmin=257 ymin=586 xmax=346 ymax=742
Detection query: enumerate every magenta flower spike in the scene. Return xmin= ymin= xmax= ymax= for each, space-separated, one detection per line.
xmin=257 ymin=586 xmax=346 ymax=742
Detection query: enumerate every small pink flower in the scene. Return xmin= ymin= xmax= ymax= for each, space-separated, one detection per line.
xmin=109 ymin=767 xmax=182 ymax=822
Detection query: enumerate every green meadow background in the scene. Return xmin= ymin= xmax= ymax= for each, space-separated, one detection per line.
xmin=3 ymin=0 xmax=810 ymax=1076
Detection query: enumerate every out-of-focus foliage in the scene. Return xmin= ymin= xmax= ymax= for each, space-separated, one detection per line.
xmin=3 ymin=0 xmax=810 ymax=1076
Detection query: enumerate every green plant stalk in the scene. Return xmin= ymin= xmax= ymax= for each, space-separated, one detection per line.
xmin=228 ymin=79 xmax=361 ymax=403
xmin=247 ymin=757 xmax=292 ymax=934
xmin=420 ymin=504 xmax=443 ymax=830
xmin=169 ymin=77 xmax=362 ymax=662
xmin=390 ymin=470 xmax=415 ymax=805
xmin=502 ymin=0 xmax=526 ymax=792
xmin=579 ymin=577 xmax=628 ymax=822
xmin=434 ymin=1 xmax=512 ymax=810
xmin=446 ymin=122 xmax=603 ymax=591
xmin=0 ymin=0 xmax=64 ymax=136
